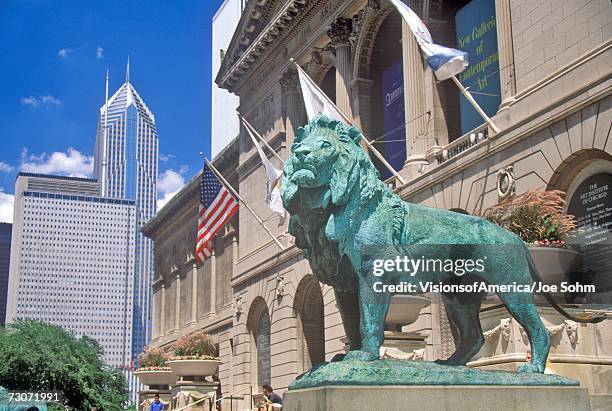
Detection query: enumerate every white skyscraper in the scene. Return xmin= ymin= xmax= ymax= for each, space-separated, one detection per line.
xmin=6 ymin=173 xmax=137 ymax=368
xmin=211 ymin=0 xmax=244 ymax=156
xmin=93 ymin=62 xmax=158 ymax=364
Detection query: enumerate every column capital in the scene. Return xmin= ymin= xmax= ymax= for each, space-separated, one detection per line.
xmin=327 ymin=17 xmax=353 ymax=47
xmin=279 ymin=67 xmax=299 ymax=93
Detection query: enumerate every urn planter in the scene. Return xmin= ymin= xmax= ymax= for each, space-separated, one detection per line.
xmin=385 ymin=295 xmax=430 ymax=330
xmin=134 ymin=369 xmax=176 ymax=388
xmin=167 ymin=358 xmax=222 ymax=379
xmin=529 ymin=247 xmax=582 ymax=303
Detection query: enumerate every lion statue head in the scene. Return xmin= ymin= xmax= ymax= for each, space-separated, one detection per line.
xmin=281 ymin=115 xmax=387 ymax=289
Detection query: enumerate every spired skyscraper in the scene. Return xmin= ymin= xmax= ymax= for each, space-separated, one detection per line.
xmin=94 ymin=61 xmax=158 ymax=365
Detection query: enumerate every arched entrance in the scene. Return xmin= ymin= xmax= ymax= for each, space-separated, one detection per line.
xmin=549 ymin=149 xmax=612 ymax=303
xmin=294 ymin=275 xmax=325 ymax=372
xmin=368 ymin=10 xmax=404 ymax=178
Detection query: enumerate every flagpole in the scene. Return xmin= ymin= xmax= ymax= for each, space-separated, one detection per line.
xmin=201 ymin=154 xmax=286 ymax=251
xmin=239 ymin=114 xmax=285 ymax=164
xmin=450 ymin=75 xmax=500 ymax=135
xmin=292 ymin=61 xmax=407 ymax=186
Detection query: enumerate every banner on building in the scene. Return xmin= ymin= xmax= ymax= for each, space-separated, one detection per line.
xmin=381 ymin=59 xmax=407 ymax=178
xmin=455 ymin=0 xmax=501 ymax=134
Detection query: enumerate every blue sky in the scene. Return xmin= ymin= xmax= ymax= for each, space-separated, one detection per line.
xmin=0 ymin=0 xmax=225 ymax=222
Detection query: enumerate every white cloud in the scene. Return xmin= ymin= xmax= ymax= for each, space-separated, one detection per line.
xmin=41 ymin=95 xmax=61 ymax=105
xmin=57 ymin=48 xmax=72 ymax=58
xmin=0 ymin=189 xmax=14 ymax=224
xmin=159 ymin=153 xmax=175 ymax=162
xmin=0 ymin=162 xmax=14 ymax=173
xmin=157 ymin=169 xmax=186 ymax=211
xmin=179 ymin=165 xmax=189 ymax=174
xmin=20 ymin=148 xmax=93 ymax=177
xmin=20 ymin=96 xmax=39 ymax=107
xmin=20 ymin=95 xmax=61 ymax=107
xmin=96 ymin=46 xmax=104 ymax=59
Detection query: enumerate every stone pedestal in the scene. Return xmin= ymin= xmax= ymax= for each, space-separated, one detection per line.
xmin=139 ymin=389 xmax=172 ymax=411
xmin=470 ymin=306 xmax=612 ymax=399
xmin=171 ymin=379 xmax=218 ymax=411
xmin=284 ymin=385 xmax=592 ymax=411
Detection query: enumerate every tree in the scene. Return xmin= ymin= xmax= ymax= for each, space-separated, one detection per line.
xmin=0 ymin=320 xmax=128 ymax=410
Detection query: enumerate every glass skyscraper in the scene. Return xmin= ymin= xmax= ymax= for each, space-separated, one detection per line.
xmin=93 ymin=64 xmax=158 ymax=366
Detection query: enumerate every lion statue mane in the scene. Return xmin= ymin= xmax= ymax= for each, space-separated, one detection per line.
xmin=281 ymin=115 xmax=604 ymax=372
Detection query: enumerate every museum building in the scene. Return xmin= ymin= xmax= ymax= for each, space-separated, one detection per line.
xmin=142 ymin=0 xmax=611 ymax=408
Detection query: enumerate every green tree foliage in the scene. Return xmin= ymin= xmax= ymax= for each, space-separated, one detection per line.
xmin=0 ymin=320 xmax=128 ymax=410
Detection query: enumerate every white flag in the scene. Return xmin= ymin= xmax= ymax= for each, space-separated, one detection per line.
xmin=390 ymin=0 xmax=468 ymax=80
xmin=244 ymin=124 xmax=286 ymax=220
xmin=295 ymin=64 xmax=346 ymax=123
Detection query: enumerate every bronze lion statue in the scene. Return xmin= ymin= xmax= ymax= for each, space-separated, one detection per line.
xmin=281 ymin=115 xmax=604 ymax=373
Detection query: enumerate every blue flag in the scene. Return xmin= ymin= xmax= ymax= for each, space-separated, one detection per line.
xmin=390 ymin=0 xmax=469 ymax=80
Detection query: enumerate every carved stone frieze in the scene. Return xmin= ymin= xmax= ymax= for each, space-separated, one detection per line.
xmin=483 ymin=318 xmax=512 ymax=342
xmin=351 ymin=4 xmax=392 ymax=80
xmin=350 ymin=0 xmax=380 ymax=46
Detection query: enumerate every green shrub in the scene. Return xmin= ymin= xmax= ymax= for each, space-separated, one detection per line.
xmin=170 ymin=330 xmax=218 ymax=360
xmin=137 ymin=347 xmax=169 ymax=370
xmin=483 ymin=190 xmax=576 ymax=247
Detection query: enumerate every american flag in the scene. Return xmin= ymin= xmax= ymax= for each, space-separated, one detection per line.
xmin=196 ymin=164 xmax=239 ymax=262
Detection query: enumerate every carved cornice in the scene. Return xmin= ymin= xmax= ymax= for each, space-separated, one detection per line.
xmin=216 ymin=0 xmax=308 ymax=92
xmin=327 ymin=17 xmax=353 ymax=47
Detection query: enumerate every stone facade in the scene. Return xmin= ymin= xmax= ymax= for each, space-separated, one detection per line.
xmin=145 ymin=0 xmax=612 ymax=408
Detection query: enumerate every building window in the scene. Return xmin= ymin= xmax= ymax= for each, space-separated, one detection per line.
xmin=256 ymin=308 xmax=271 ymax=386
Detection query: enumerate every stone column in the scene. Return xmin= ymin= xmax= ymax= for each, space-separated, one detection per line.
xmin=424 ymin=21 xmax=449 ymax=147
xmin=191 ymin=263 xmax=198 ymax=323
xmin=328 ymin=17 xmax=353 ymax=119
xmin=231 ymin=234 xmax=238 ymax=279
xmin=495 ymin=0 xmax=516 ymax=109
xmin=280 ymin=67 xmax=303 ymax=148
xmin=352 ymin=77 xmax=374 ymax=134
xmin=210 ymin=250 xmax=216 ymax=315
xmin=401 ymin=19 xmax=428 ymax=175
xmin=175 ymin=273 xmax=181 ymax=331
xmin=160 ymin=283 xmax=166 ymax=336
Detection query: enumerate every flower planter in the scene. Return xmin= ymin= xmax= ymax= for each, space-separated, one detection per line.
xmin=167 ymin=359 xmax=222 ymax=379
xmin=529 ymin=247 xmax=582 ymax=303
xmin=385 ymin=295 xmax=430 ymax=330
xmin=134 ymin=369 xmax=176 ymax=388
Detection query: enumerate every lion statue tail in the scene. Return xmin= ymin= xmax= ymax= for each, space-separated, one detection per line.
xmin=527 ymin=254 xmax=607 ymax=323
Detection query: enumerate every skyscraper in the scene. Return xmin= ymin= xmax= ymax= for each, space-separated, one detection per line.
xmin=6 ymin=173 xmax=136 ymax=368
xmin=0 ymin=223 xmax=11 ymax=324
xmin=93 ymin=62 xmax=158 ymax=363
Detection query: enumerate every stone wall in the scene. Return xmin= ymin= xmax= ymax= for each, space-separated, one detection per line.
xmin=511 ymin=0 xmax=611 ymax=93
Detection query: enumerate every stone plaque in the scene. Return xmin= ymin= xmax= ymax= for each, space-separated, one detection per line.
xmin=567 ymin=173 xmax=612 ymax=303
